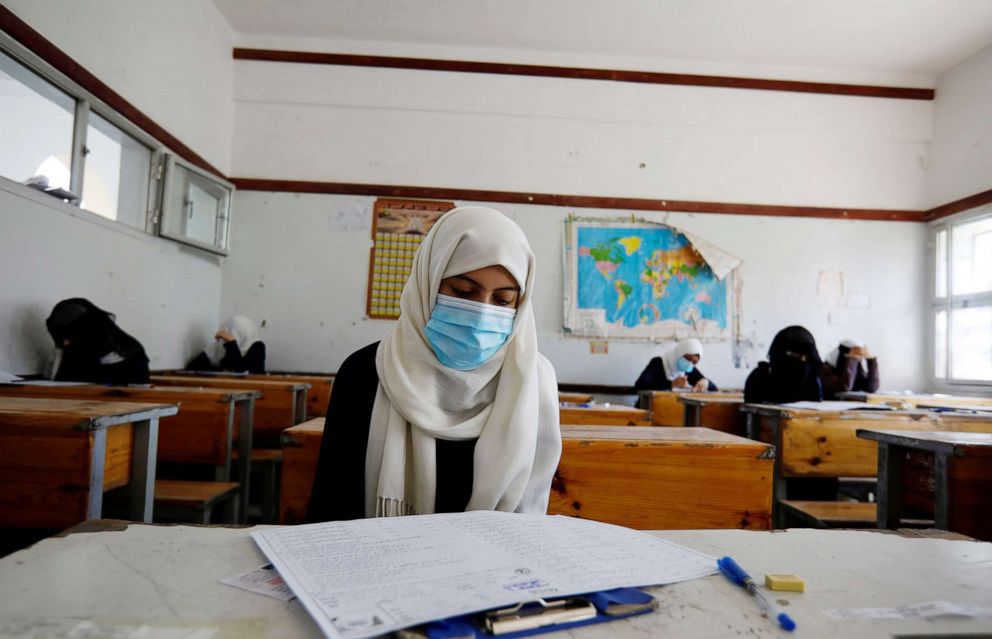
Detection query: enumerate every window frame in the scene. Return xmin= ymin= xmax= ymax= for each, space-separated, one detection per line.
xmin=0 ymin=32 xmax=230 ymax=251
xmin=158 ymin=154 xmax=234 ymax=256
xmin=928 ymin=204 xmax=992 ymax=390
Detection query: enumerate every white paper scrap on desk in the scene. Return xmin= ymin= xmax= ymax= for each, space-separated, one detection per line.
xmin=781 ymin=400 xmax=893 ymax=412
xmin=823 ymin=600 xmax=992 ymax=620
xmin=220 ymin=563 xmax=295 ymax=601
xmin=252 ymin=511 xmax=716 ymax=639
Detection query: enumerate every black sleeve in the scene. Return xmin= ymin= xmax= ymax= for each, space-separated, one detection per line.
xmin=186 ymin=351 xmax=215 ymax=371
xmin=219 ymin=341 xmax=266 ymax=373
xmin=634 ymin=358 xmax=672 ymax=391
xmin=305 ymin=342 xmax=381 ymax=523
xmin=687 ymin=368 xmax=718 ymax=391
xmin=743 ymin=363 xmax=769 ymax=403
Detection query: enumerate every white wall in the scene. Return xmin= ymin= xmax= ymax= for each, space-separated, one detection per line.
xmin=0 ymin=1 xmax=234 ymax=374
xmin=222 ymin=191 xmax=927 ymax=390
xmin=927 ymin=41 xmax=992 ymax=207
xmin=0 ymin=185 xmax=222 ymax=373
xmin=4 ymin=0 xmax=235 ymax=174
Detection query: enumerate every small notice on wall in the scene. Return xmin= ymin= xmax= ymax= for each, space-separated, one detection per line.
xmin=367 ymin=198 xmax=454 ymax=319
xmin=589 ymin=340 xmax=609 ymax=354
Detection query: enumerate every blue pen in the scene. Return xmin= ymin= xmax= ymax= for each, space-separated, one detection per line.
xmin=717 ymin=556 xmax=796 ymax=631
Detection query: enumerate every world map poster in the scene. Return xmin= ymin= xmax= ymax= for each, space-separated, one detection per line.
xmin=563 ymin=220 xmax=734 ymax=341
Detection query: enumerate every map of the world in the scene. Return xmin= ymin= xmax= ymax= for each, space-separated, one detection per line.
xmin=564 ymin=221 xmax=731 ymax=340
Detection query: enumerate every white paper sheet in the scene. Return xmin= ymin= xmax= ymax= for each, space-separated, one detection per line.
xmin=220 ymin=564 xmax=296 ymax=601
xmin=780 ymin=401 xmax=893 ymax=412
xmin=252 ymin=511 xmax=716 ymax=639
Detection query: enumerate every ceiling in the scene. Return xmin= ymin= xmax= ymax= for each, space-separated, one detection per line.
xmin=212 ymin=0 xmax=992 ymax=81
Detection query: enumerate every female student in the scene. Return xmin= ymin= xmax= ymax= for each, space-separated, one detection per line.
xmin=744 ymin=325 xmax=822 ymax=403
xmin=306 ymin=207 xmax=561 ymax=522
xmin=820 ymin=339 xmax=879 ymax=399
xmin=187 ymin=316 xmax=266 ymax=373
xmin=634 ymin=338 xmax=717 ymax=392
xmin=45 ymin=298 xmax=150 ymax=385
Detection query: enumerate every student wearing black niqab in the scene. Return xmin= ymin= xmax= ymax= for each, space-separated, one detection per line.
xmin=46 ymin=298 xmax=150 ymax=385
xmin=744 ymin=326 xmax=823 ymax=404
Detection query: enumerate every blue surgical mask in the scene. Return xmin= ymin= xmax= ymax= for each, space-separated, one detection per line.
xmin=677 ymin=357 xmax=695 ymax=374
xmin=424 ymin=294 xmax=516 ymax=370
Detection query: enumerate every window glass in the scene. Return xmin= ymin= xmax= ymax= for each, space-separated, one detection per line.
xmin=81 ymin=110 xmax=151 ymax=229
xmin=950 ymin=305 xmax=992 ymax=381
xmin=934 ymin=309 xmax=947 ymax=379
xmin=160 ymin=157 xmax=232 ymax=254
xmin=935 ymin=228 xmax=947 ymax=298
xmin=0 ymin=49 xmax=75 ymax=190
xmin=951 ymin=216 xmax=992 ymax=295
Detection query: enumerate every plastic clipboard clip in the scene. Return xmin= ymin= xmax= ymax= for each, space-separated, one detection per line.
xmin=483 ymin=597 xmax=597 ymax=635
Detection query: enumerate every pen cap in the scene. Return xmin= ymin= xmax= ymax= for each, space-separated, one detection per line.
xmin=717 ymin=556 xmax=751 ymax=586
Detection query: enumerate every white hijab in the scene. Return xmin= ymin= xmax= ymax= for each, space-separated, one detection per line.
xmin=367 ymin=206 xmax=561 ymax=518
xmin=661 ymin=338 xmax=704 ymax=380
xmin=825 ymin=338 xmax=865 ymax=371
xmin=208 ymin=316 xmax=261 ymax=364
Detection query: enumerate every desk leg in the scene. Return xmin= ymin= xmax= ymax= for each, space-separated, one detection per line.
xmin=87 ymin=429 xmax=107 ymax=520
xmin=236 ymin=398 xmax=255 ymax=524
xmin=129 ymin=418 xmax=158 ymax=523
xmin=933 ymin=452 xmax=950 ymax=531
xmin=293 ymin=390 xmax=307 ymax=425
xmin=876 ymin=442 xmax=904 ymax=529
xmin=771 ymin=416 xmax=786 ymax=528
xmin=745 ymin=412 xmax=757 ymax=440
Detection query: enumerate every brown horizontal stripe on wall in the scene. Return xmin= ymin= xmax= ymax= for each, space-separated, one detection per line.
xmin=925 ymin=187 xmax=992 ymax=221
xmin=1 ymin=6 xmax=224 ymax=178
xmin=233 ymin=48 xmax=935 ymax=101
xmin=232 ymin=178 xmax=926 ymax=222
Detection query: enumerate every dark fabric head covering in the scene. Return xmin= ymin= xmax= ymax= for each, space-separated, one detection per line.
xmin=765 ymin=325 xmax=822 ymax=403
xmin=46 ymin=298 xmax=148 ymax=383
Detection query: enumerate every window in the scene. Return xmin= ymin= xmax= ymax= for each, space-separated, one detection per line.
xmin=0 ymin=35 xmax=232 ymax=249
xmin=931 ymin=208 xmax=992 ymax=385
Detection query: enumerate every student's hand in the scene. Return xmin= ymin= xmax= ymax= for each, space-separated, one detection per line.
xmin=215 ymin=330 xmax=235 ymax=343
xmin=672 ymin=376 xmax=690 ymax=388
xmin=847 ymin=346 xmax=870 ymax=360
xmin=693 ymin=378 xmax=709 ymax=392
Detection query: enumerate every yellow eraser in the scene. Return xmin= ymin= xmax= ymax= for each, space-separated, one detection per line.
xmin=765 ymin=574 xmax=804 ymax=592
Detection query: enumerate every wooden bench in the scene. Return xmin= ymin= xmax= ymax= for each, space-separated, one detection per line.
xmin=0 ymin=397 xmax=177 ymax=528
xmin=0 ymin=383 xmax=258 ymax=523
xmin=279 ymin=418 xmax=324 ymax=524
xmin=232 ymin=447 xmax=283 ymax=524
xmin=549 ymin=425 xmax=773 ymax=530
xmin=679 ymin=394 xmax=746 ymax=435
xmin=153 ymin=479 xmax=240 ymax=524
xmin=742 ymin=403 xmax=992 ymax=525
xmin=559 ymin=404 xmax=650 ymax=426
xmin=150 ymin=375 xmax=309 ymax=445
xmin=858 ymin=429 xmax=992 ymax=541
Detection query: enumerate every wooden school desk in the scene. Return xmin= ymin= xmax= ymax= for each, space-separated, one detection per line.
xmin=558 ymin=391 xmax=594 ymax=403
xmin=161 ymin=371 xmax=334 ymax=418
xmin=559 ymin=404 xmax=650 ymax=425
xmin=639 ymin=390 xmax=743 ymax=426
xmin=150 ymin=375 xmax=309 ymax=443
xmin=2 ymin=522 xmax=990 ymax=639
xmin=279 ymin=417 xmax=325 ymax=524
xmin=839 ymin=390 xmax=992 ymax=409
xmin=678 ymin=394 xmax=746 ymax=434
xmin=0 ymin=397 xmax=177 ymax=527
xmin=858 ymin=429 xmax=992 ymax=541
xmin=0 ymin=384 xmax=259 ymax=523
xmin=742 ymin=403 xmax=992 ymax=523
xmin=549 ymin=426 xmax=773 ymax=530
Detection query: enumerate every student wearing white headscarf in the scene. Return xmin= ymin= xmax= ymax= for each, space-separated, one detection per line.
xmin=187 ymin=316 xmax=266 ymax=373
xmin=634 ymin=338 xmax=716 ymax=392
xmin=306 ymin=206 xmax=561 ymax=522
xmin=819 ymin=338 xmax=879 ymax=399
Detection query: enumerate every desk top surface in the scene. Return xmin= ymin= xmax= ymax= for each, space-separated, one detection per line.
xmin=0 ymin=397 xmax=178 ymax=430
xmin=562 ymin=425 xmax=762 ymax=446
xmin=559 ymin=404 xmax=648 ymax=414
xmin=839 ymin=391 xmax=992 ymax=405
xmin=858 ymin=428 xmax=992 ymax=452
xmin=679 ymin=395 xmax=745 ymax=406
xmin=0 ymin=523 xmax=989 ymax=639
xmin=151 ymin=375 xmax=310 ymax=391
xmin=0 ymin=382 xmax=261 ymax=402
xmin=283 ymin=417 xmax=326 ymax=434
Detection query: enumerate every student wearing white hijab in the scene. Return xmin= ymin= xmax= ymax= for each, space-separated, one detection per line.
xmin=820 ymin=338 xmax=879 ymax=399
xmin=634 ymin=338 xmax=716 ymax=392
xmin=306 ymin=206 xmax=561 ymax=522
xmin=187 ymin=315 xmax=266 ymax=373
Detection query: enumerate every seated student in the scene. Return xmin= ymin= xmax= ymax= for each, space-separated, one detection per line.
xmin=45 ymin=298 xmax=150 ymax=385
xmin=306 ymin=206 xmax=561 ymax=522
xmin=186 ymin=316 xmax=266 ymax=373
xmin=634 ymin=338 xmax=717 ymax=392
xmin=820 ymin=339 xmax=879 ymax=399
xmin=744 ymin=326 xmax=822 ymax=404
